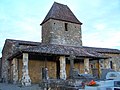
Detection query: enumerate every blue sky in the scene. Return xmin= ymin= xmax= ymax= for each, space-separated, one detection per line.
xmin=0 ymin=0 xmax=120 ymax=57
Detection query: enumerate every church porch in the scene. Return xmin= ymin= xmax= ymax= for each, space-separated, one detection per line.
xmin=8 ymin=51 xmax=109 ymax=86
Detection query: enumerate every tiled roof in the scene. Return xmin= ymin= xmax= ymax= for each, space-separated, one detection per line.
xmin=2 ymin=39 xmax=40 ymax=57
xmin=6 ymin=39 xmax=120 ymax=59
xmin=12 ymin=38 xmax=119 ymax=54
xmin=83 ymin=46 xmax=120 ymax=54
xmin=6 ymin=39 xmax=40 ymax=46
xmin=40 ymin=2 xmax=82 ymax=25
xmin=21 ymin=43 xmax=107 ymax=58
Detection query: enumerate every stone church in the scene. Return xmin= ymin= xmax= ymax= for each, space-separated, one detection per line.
xmin=1 ymin=2 xmax=120 ymax=85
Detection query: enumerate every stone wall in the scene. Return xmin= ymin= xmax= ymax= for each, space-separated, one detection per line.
xmin=89 ymin=53 xmax=120 ymax=78
xmin=1 ymin=40 xmax=14 ymax=83
xmin=101 ymin=53 xmax=120 ymax=71
xmin=11 ymin=58 xmax=18 ymax=84
xmin=42 ymin=19 xmax=82 ymax=47
xmin=42 ymin=19 xmax=52 ymax=44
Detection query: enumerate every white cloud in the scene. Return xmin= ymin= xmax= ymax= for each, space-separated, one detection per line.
xmin=83 ymin=27 xmax=120 ymax=49
xmin=94 ymin=23 xmax=106 ymax=30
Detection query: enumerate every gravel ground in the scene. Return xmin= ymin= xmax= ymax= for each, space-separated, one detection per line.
xmin=0 ymin=83 xmax=42 ymax=90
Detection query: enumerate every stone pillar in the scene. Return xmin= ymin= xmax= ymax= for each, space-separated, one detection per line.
xmin=21 ymin=53 xmax=31 ymax=86
xmin=84 ymin=58 xmax=89 ymax=74
xmin=69 ymin=55 xmax=76 ymax=78
xmin=59 ymin=56 xmax=66 ymax=80
xmin=104 ymin=59 xmax=110 ymax=69
xmin=113 ymin=62 xmax=117 ymax=71
xmin=12 ymin=58 xmax=18 ymax=84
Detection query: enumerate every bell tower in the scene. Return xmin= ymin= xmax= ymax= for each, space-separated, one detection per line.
xmin=40 ymin=2 xmax=82 ymax=47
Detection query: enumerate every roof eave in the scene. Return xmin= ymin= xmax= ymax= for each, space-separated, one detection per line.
xmin=40 ymin=18 xmax=82 ymax=25
xmin=22 ymin=49 xmax=109 ymax=59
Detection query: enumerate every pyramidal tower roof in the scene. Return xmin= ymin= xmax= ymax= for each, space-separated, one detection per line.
xmin=41 ymin=2 xmax=82 ymax=25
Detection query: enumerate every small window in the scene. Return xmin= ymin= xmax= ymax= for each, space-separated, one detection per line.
xmin=65 ymin=23 xmax=68 ymax=31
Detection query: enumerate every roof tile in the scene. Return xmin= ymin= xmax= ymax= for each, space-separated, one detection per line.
xmin=41 ymin=2 xmax=82 ymax=25
xmin=6 ymin=39 xmax=120 ymax=59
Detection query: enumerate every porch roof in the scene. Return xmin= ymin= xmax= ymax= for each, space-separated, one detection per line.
xmin=6 ymin=39 xmax=120 ymax=60
xmin=83 ymin=46 xmax=120 ymax=54
xmin=19 ymin=43 xmax=108 ymax=59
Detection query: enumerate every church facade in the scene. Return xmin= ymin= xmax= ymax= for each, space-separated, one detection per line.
xmin=1 ymin=2 xmax=120 ymax=85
